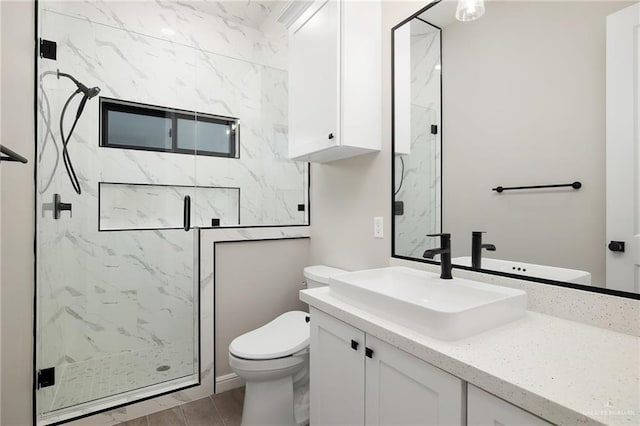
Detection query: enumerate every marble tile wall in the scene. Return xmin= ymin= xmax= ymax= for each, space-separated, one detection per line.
xmin=394 ymin=25 xmax=442 ymax=257
xmin=59 ymin=226 xmax=310 ymax=426
xmin=99 ymin=183 xmax=240 ymax=230
xmin=36 ymin=1 xmax=308 ymax=423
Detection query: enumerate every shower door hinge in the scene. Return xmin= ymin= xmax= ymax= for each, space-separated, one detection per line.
xmin=39 ymin=39 xmax=57 ymax=60
xmin=37 ymin=367 xmax=55 ymax=389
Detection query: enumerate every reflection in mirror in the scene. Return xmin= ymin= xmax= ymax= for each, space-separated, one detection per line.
xmin=392 ymin=0 xmax=640 ymax=297
xmin=393 ymin=16 xmax=442 ymax=258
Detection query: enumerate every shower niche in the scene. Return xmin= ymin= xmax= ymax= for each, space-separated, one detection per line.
xmin=98 ymin=183 xmax=240 ymax=231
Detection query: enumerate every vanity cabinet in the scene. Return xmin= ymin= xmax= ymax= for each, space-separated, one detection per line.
xmin=309 ymin=307 xmax=365 ymax=425
xmin=365 ymin=334 xmax=464 ymax=425
xmin=467 ymin=385 xmax=553 ymax=426
xmin=288 ymin=0 xmax=381 ymax=163
xmin=309 ymin=308 xmax=464 ymax=425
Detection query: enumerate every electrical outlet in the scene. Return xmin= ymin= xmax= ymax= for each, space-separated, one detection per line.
xmin=373 ymin=217 xmax=384 ymax=238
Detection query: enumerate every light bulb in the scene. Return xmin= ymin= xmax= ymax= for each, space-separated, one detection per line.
xmin=456 ymin=0 xmax=485 ymax=22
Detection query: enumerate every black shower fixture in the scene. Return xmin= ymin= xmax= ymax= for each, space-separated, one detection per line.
xmin=57 ymin=69 xmax=101 ymax=195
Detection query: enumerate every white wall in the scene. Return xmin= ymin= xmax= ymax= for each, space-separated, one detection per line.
xmin=309 ymin=1 xmax=427 ymax=270
xmin=1 ymin=1 xmax=35 ymax=425
xmin=215 ymin=238 xmax=309 ymax=378
xmin=441 ymin=1 xmax=633 ymax=286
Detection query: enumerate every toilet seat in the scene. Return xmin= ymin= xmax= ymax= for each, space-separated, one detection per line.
xmin=229 ymin=311 xmax=310 ymax=360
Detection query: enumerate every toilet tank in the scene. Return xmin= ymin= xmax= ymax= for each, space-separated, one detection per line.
xmin=303 ymin=265 xmax=347 ymax=289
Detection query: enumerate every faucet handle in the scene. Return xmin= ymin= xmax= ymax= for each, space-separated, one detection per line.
xmin=427 ymin=233 xmax=451 ymax=247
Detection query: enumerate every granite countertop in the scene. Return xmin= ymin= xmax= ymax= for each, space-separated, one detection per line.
xmin=300 ymin=287 xmax=640 ymax=426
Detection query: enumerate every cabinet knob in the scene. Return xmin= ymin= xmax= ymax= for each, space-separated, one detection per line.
xmin=608 ymin=241 xmax=625 ymax=252
xmin=365 ymin=347 xmax=374 ymax=358
xmin=351 ymin=340 xmax=359 ymax=351
xmin=328 ymin=133 xmax=334 ymax=140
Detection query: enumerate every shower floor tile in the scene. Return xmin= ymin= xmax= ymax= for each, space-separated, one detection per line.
xmin=48 ymin=343 xmax=195 ymax=412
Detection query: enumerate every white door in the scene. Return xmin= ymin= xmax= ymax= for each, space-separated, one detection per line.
xmin=309 ymin=307 xmax=365 ymax=426
xmin=606 ymin=3 xmax=640 ymax=292
xmin=364 ymin=335 xmax=464 ymax=426
xmin=467 ymin=385 xmax=552 ymax=426
xmin=288 ymin=0 xmax=340 ymax=159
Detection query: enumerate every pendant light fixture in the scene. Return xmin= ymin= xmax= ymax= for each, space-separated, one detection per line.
xmin=456 ymin=0 xmax=486 ymax=22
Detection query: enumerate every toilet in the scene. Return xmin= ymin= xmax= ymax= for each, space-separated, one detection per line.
xmin=228 ymin=265 xmax=346 ymax=426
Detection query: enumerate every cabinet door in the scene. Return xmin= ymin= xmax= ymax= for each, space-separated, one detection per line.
xmin=468 ymin=385 xmax=553 ymax=426
xmin=310 ymin=307 xmax=365 ymax=425
xmin=289 ymin=0 xmax=340 ymax=159
xmin=365 ymin=335 xmax=464 ymax=426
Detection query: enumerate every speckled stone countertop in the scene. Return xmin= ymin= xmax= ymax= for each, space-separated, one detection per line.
xmin=300 ymin=287 xmax=640 ymax=426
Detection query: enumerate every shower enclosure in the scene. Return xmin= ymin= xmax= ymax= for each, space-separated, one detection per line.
xmin=35 ymin=0 xmax=308 ymax=423
xmin=35 ymin=4 xmax=201 ymax=424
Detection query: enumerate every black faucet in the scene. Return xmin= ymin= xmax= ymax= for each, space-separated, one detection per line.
xmin=423 ymin=233 xmax=452 ymax=279
xmin=471 ymin=231 xmax=496 ymax=270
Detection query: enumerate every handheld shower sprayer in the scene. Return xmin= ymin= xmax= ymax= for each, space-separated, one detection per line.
xmin=57 ymin=69 xmax=101 ymax=195
xmin=57 ymin=70 xmax=101 ymax=100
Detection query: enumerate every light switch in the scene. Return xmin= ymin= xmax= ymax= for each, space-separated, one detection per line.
xmin=374 ymin=217 xmax=384 ymax=238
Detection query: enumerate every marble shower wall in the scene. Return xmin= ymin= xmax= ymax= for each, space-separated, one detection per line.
xmin=394 ymin=23 xmax=442 ymax=258
xmin=100 ymin=184 xmax=240 ymax=230
xmin=36 ymin=0 xmax=305 ymax=418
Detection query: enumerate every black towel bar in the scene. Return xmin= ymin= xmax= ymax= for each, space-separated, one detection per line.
xmin=492 ymin=181 xmax=582 ymax=193
xmin=0 ymin=145 xmax=28 ymax=164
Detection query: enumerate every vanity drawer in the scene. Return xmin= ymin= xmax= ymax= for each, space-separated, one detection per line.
xmin=468 ymin=385 xmax=553 ymax=426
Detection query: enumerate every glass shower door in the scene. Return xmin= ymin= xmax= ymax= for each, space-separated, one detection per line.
xmin=35 ymin=5 xmax=200 ymax=424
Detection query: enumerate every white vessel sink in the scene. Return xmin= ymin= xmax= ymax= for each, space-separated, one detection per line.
xmin=329 ymin=267 xmax=526 ymax=341
xmin=452 ymin=256 xmax=591 ymax=285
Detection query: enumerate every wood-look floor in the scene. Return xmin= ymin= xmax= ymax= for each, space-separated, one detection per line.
xmin=118 ymin=388 xmax=244 ymax=426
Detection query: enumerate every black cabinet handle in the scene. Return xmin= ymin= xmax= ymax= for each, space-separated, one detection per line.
xmin=183 ymin=195 xmax=191 ymax=231
xmin=328 ymin=133 xmax=334 ymax=140
xmin=365 ymin=347 xmax=374 ymax=358
xmin=351 ymin=340 xmax=359 ymax=351
xmin=608 ymin=241 xmax=625 ymax=252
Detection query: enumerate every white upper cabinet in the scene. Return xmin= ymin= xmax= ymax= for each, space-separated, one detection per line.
xmin=288 ymin=0 xmax=382 ymax=163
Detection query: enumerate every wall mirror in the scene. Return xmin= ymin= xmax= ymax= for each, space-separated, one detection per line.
xmin=392 ymin=0 xmax=640 ymax=298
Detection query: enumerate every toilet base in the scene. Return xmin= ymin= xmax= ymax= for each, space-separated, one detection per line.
xmin=229 ymin=353 xmax=309 ymax=426
xmin=242 ymin=376 xmax=296 ymax=426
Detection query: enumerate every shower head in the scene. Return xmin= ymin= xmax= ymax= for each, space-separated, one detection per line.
xmin=57 ymin=69 xmax=100 ymax=99
xmin=86 ymin=86 xmax=101 ymax=99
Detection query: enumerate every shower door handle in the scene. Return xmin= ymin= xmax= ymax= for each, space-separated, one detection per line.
xmin=183 ymin=195 xmax=191 ymax=232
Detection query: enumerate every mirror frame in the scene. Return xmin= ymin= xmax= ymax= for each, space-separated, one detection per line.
xmin=390 ymin=0 xmax=640 ymax=301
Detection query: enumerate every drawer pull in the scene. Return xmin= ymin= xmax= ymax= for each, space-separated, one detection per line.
xmin=351 ymin=340 xmax=359 ymax=351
